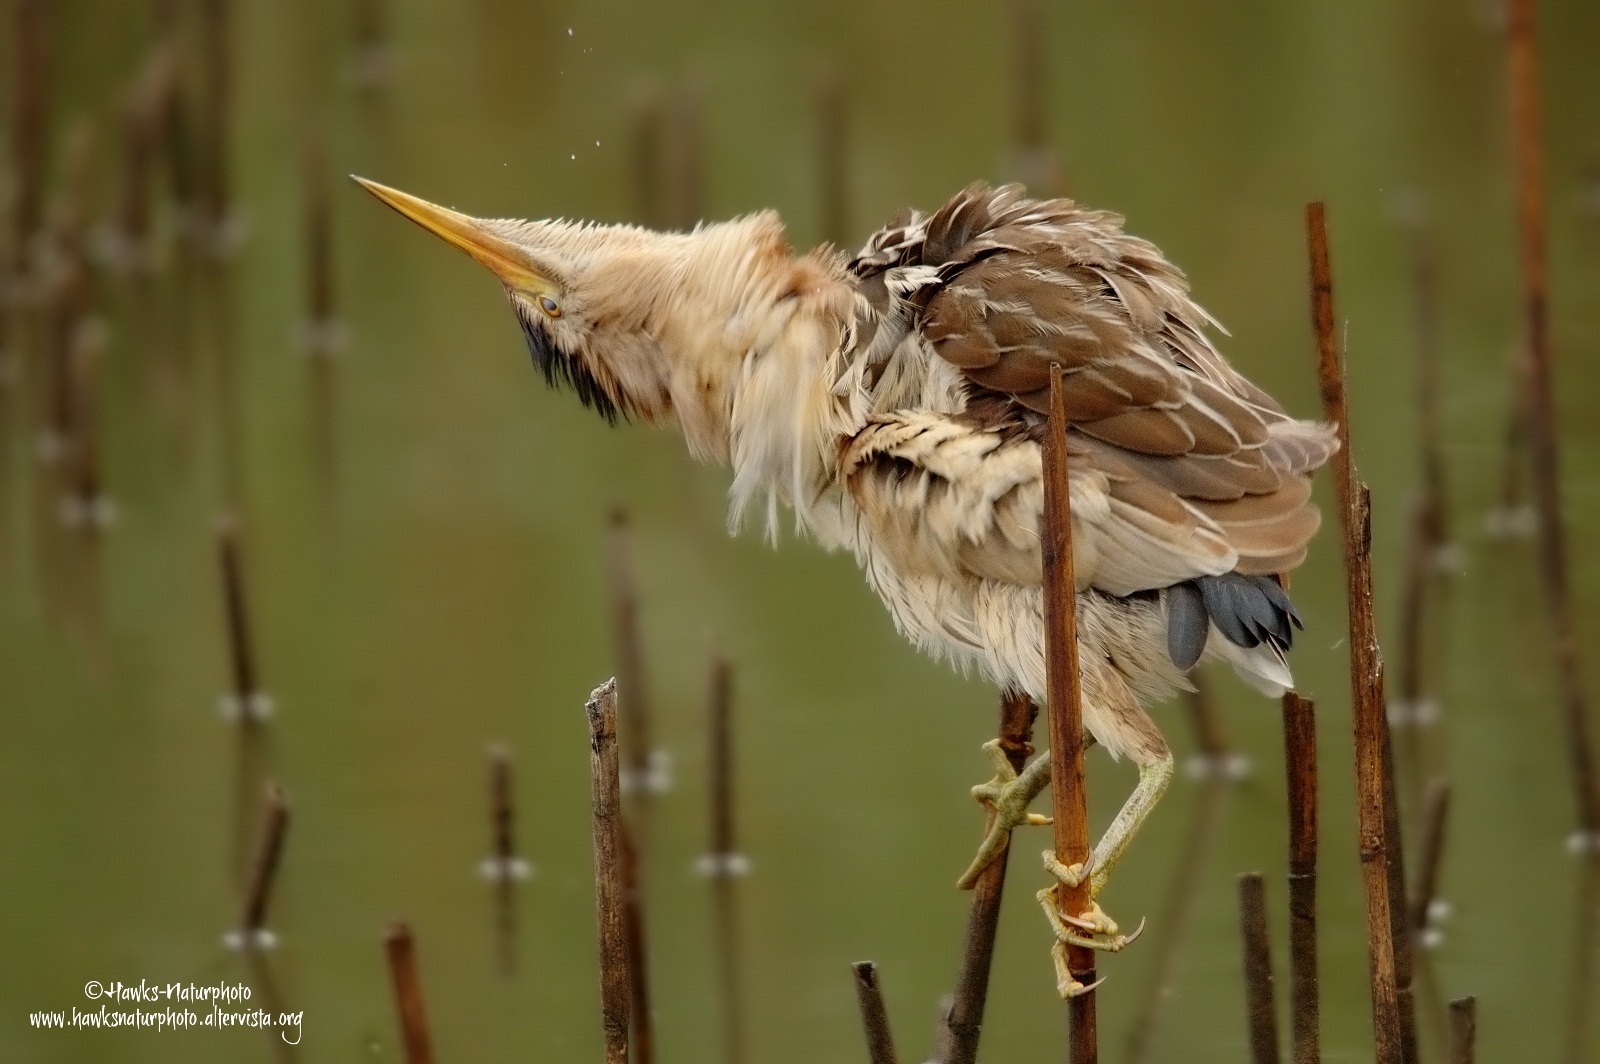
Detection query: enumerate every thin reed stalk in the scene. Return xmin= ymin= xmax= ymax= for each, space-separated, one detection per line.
xmin=851 ymin=961 xmax=899 ymax=1064
xmin=486 ymin=743 xmax=519 ymax=975
xmin=942 ymin=689 xmax=1038 ymax=1064
xmin=586 ymin=679 xmax=631 ymax=1064
xmin=216 ymin=515 xmax=268 ymax=722
xmin=197 ymin=0 xmax=234 ymax=254
xmin=384 ymin=921 xmax=435 ymax=1064
xmin=1281 ymin=692 xmax=1320 ymax=1064
xmin=1043 ymin=365 xmax=1096 ymax=1061
xmin=1237 ymin=872 xmax=1281 ymax=1064
xmin=238 ymin=782 xmax=289 ymax=944
xmin=814 ymin=66 xmax=848 ymax=249
xmin=1408 ymin=779 xmax=1450 ymax=936
xmin=1446 ymin=997 xmax=1475 ymax=1064
xmin=1305 ymin=202 xmax=1404 ymax=1064
xmin=1507 ymin=0 xmax=1600 ymax=843
xmin=10 ymin=0 xmax=48 ymax=282
xmin=704 ymin=655 xmax=747 ymax=1064
xmin=621 ymin=820 xmax=655 ymax=1064
xmin=607 ymin=509 xmax=657 ymax=802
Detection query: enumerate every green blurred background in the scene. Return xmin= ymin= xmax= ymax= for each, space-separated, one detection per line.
xmin=3 ymin=1 xmax=1599 ymax=1061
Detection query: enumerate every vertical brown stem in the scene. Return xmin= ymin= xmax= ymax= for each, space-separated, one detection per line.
xmin=1043 ymin=366 xmax=1095 ymax=1062
xmin=814 ymin=66 xmax=848 ymax=249
xmin=629 ymin=86 xmax=666 ymax=230
xmin=607 ymin=509 xmax=654 ymax=802
xmin=587 ymin=679 xmax=631 ymax=1064
xmin=942 ymin=690 xmax=1039 ymax=1064
xmin=487 ymin=743 xmax=517 ymax=976
xmin=851 ymin=961 xmax=899 ymax=1064
xmin=240 ymin=782 xmax=289 ymax=935
xmin=1281 ymin=692 xmax=1319 ymax=1064
xmin=198 ymin=0 xmax=233 ymax=249
xmin=216 ymin=515 xmax=260 ymax=714
xmin=10 ymin=0 xmax=48 ymax=281
xmin=1508 ymin=0 xmax=1600 ymax=839
xmin=1237 ymin=872 xmax=1281 ymax=1064
xmin=1408 ymin=779 xmax=1450 ymax=934
xmin=1305 ymin=203 xmax=1403 ymax=1064
xmin=303 ymin=130 xmax=335 ymax=329
xmin=1445 ymin=997 xmax=1475 ymax=1064
xmin=385 ymin=921 xmax=435 ymax=1064
xmin=706 ymin=656 xmax=746 ymax=1064
xmin=1183 ymin=672 xmax=1234 ymax=772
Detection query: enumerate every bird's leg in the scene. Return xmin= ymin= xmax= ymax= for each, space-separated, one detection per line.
xmin=1083 ymin=752 xmax=1175 ymax=900
xmin=954 ymin=739 xmax=1054 ymax=889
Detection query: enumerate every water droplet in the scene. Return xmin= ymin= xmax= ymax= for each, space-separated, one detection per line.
xmin=567 ymin=27 xmax=573 ymax=35
xmin=570 ymin=154 xmax=576 ymax=160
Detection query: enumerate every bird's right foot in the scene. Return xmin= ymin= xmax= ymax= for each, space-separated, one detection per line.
xmin=955 ymin=739 xmax=1053 ymax=889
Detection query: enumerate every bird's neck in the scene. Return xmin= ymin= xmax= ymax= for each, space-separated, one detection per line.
xmin=626 ymin=214 xmax=856 ymax=529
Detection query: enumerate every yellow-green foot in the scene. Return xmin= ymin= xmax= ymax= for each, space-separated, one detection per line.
xmin=955 ymin=739 xmax=1053 ymax=889
xmin=1036 ymin=850 xmax=1144 ymax=998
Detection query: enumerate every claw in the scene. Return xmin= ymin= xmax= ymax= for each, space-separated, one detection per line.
xmin=1050 ymin=942 xmax=1108 ymax=999
xmin=1042 ymin=848 xmax=1095 ymax=889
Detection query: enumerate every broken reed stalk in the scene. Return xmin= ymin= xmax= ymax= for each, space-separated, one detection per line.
xmin=240 ymin=782 xmax=289 ymax=937
xmin=1281 ymin=692 xmax=1320 ymax=1064
xmin=216 ymin=515 xmax=264 ymax=720
xmin=384 ymin=921 xmax=435 ymax=1064
xmin=607 ymin=509 xmax=655 ymax=804
xmin=1408 ymin=779 xmax=1450 ymax=934
xmin=1043 ymin=365 xmax=1096 ymax=1061
xmin=11 ymin=0 xmax=48 ymax=281
xmin=1446 ymin=997 xmax=1475 ymax=1064
xmin=1306 ymin=202 xmax=1405 ymax=1064
xmin=1507 ymin=0 xmax=1600 ymax=841
xmin=814 ymin=66 xmax=848 ymax=250
xmin=586 ymin=679 xmax=631 ymax=1064
xmin=706 ymin=655 xmax=747 ymax=1064
xmin=851 ymin=961 xmax=900 ymax=1064
xmin=1237 ymin=872 xmax=1281 ymax=1064
xmin=942 ymin=689 xmax=1038 ymax=1064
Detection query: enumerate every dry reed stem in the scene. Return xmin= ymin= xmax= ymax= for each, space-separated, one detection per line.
xmin=1281 ymin=692 xmax=1320 ymax=1064
xmin=1044 ymin=366 xmax=1096 ymax=1061
xmin=942 ymin=689 xmax=1038 ymax=1064
xmin=1507 ymin=0 xmax=1600 ymax=840
xmin=384 ymin=921 xmax=434 ymax=1064
xmin=10 ymin=0 xmax=48 ymax=281
xmin=216 ymin=515 xmax=263 ymax=718
xmin=814 ymin=66 xmax=847 ymax=249
xmin=586 ymin=679 xmax=631 ymax=1064
xmin=607 ymin=509 xmax=655 ymax=800
xmin=1237 ymin=872 xmax=1281 ymax=1064
xmin=851 ymin=961 xmax=899 ymax=1064
xmin=1408 ymin=779 xmax=1450 ymax=934
xmin=1305 ymin=203 xmax=1404 ymax=1064
xmin=705 ymin=655 xmax=747 ymax=1064
xmin=1446 ymin=997 xmax=1475 ymax=1064
xmin=240 ymin=782 xmax=289 ymax=935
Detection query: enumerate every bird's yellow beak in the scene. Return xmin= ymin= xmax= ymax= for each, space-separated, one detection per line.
xmin=353 ymin=176 xmax=559 ymax=296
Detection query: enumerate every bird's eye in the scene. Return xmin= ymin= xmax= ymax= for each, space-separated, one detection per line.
xmin=539 ymin=295 xmax=562 ymax=318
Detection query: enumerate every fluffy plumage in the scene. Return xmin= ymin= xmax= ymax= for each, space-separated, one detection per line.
xmin=362 ymin=177 xmax=1338 ymax=762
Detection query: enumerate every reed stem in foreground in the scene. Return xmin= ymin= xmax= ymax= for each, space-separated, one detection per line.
xmin=1237 ymin=873 xmax=1281 ymax=1064
xmin=851 ymin=961 xmax=899 ymax=1064
xmin=1043 ymin=365 xmax=1096 ymax=1061
xmin=586 ymin=679 xmax=631 ymax=1064
xmin=1306 ymin=202 xmax=1404 ymax=1064
xmin=942 ymin=689 xmax=1038 ymax=1064
xmin=1282 ymin=692 xmax=1320 ymax=1064
xmin=384 ymin=921 xmax=434 ymax=1064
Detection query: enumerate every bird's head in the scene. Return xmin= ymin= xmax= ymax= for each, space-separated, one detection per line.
xmin=356 ymin=176 xmax=687 ymax=426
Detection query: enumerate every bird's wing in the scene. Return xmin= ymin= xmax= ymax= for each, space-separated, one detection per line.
xmin=842 ymin=183 xmax=1337 ymax=593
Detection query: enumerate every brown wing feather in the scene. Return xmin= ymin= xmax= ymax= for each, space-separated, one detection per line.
xmin=872 ymin=181 xmax=1337 ymax=588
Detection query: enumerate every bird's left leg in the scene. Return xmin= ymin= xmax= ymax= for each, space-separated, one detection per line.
xmin=1037 ymin=661 xmax=1173 ymax=967
xmin=954 ymin=739 xmax=1055 ymax=889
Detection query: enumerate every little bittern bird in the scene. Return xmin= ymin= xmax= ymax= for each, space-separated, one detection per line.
xmin=359 ymin=178 xmax=1336 ymax=994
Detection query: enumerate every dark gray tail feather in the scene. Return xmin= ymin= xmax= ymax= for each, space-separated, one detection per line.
xmin=1165 ymin=573 xmax=1304 ymax=671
